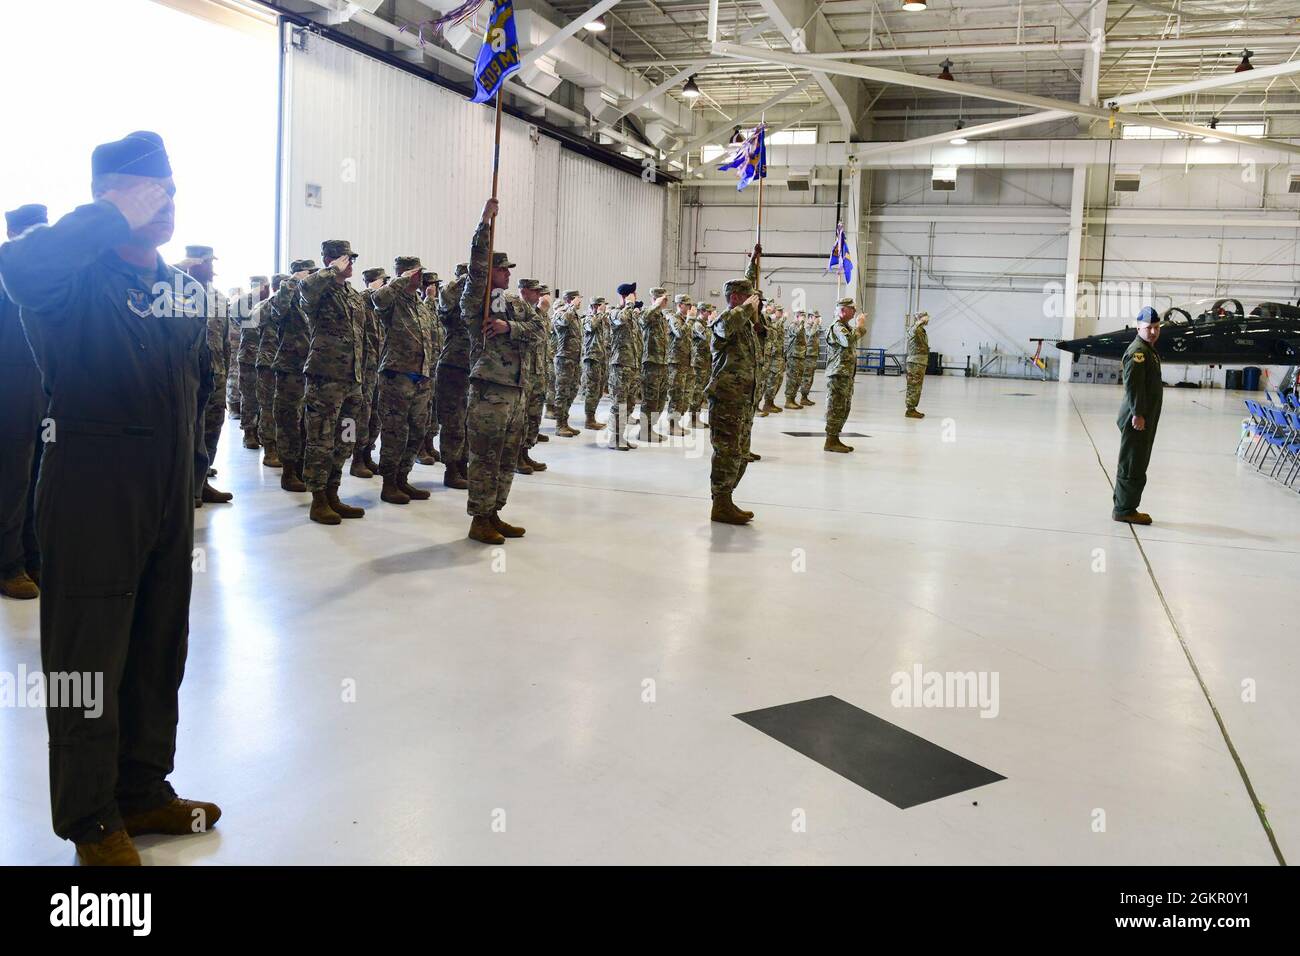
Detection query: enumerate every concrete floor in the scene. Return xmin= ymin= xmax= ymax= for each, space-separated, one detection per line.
xmin=0 ymin=373 xmax=1294 ymax=865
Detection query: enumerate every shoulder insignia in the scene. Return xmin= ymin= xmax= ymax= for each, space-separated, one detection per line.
xmin=1133 ymin=351 xmax=1145 ymax=364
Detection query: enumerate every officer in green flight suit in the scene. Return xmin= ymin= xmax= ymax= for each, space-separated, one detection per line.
xmin=1113 ymin=306 xmax=1164 ymax=525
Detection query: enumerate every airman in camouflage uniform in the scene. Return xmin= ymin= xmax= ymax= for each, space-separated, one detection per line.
xmin=905 ymin=310 xmax=929 ymax=419
xmin=552 ymin=289 xmax=583 ymax=436
xmin=299 ymin=239 xmax=367 ymax=523
xmin=638 ymin=287 xmax=671 ymax=442
xmin=598 ymin=300 xmax=613 ymax=399
xmin=237 ymin=276 xmax=270 ymax=449
xmin=665 ymin=294 xmax=694 ymax=436
xmin=175 ymin=245 xmax=232 ymax=505
xmin=416 ymin=272 xmax=444 ymax=466
xmin=253 ymin=274 xmax=287 ymax=469
xmin=580 ymin=297 xmax=608 ymax=429
xmin=517 ymin=279 xmax=549 ymax=473
xmin=269 ymin=260 xmax=315 ymax=492
xmin=689 ymin=302 xmax=713 ymax=428
xmin=760 ymin=305 xmax=787 ymax=414
xmin=800 ymin=311 xmax=820 ymax=405
xmin=349 ymin=266 xmax=387 ymax=478
xmin=434 ymin=262 xmax=471 ymax=489
xmin=606 ymin=283 xmax=642 ymax=450
xmin=460 ymin=198 xmax=545 ymax=543
xmin=708 ymin=248 xmax=764 ymax=523
xmin=824 ymin=297 xmax=866 ymax=453
xmin=782 ymin=310 xmax=807 ymax=409
xmin=371 ymin=258 xmax=435 ymax=506
xmin=543 ymin=296 xmax=557 ymax=421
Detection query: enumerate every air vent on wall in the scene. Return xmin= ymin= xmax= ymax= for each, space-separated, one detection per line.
xmin=1113 ymin=166 xmax=1142 ymax=192
xmin=932 ymin=165 xmax=957 ymax=191
xmin=1288 ymin=169 xmax=1300 ymax=194
xmin=787 ymin=167 xmax=813 ymax=191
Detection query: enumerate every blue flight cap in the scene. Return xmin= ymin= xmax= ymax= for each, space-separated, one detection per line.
xmin=91 ymin=131 xmax=172 ymax=178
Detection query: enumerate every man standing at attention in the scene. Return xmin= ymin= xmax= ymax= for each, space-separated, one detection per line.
xmin=905 ymin=310 xmax=930 ymax=419
xmin=1113 ymin=307 xmax=1164 ymax=525
xmin=0 ymin=131 xmax=220 ymax=865
xmin=824 ymin=297 xmax=867 ymax=453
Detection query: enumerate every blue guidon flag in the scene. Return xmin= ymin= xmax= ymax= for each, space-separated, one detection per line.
xmin=717 ymin=124 xmax=767 ymax=191
xmin=471 ymin=0 xmax=521 ymax=103
xmin=827 ymin=221 xmax=853 ymax=286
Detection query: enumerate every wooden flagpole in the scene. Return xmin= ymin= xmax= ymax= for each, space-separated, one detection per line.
xmin=483 ymin=89 xmax=504 ymax=332
xmin=754 ymin=121 xmax=765 ymax=296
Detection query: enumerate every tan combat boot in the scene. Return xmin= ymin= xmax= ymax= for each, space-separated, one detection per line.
xmin=201 ymin=482 xmax=233 ymax=504
xmin=310 ymin=490 xmax=341 ymax=524
xmin=490 ymin=511 xmax=526 ymax=538
xmin=397 ymin=474 xmax=430 ymax=500
xmin=123 ymin=797 xmax=222 ymax=836
xmin=381 ymin=476 xmax=410 ymax=505
xmin=350 ymin=455 xmax=374 ymax=478
xmin=824 ymin=436 xmax=853 ymax=453
xmin=730 ymin=499 xmax=755 ymax=520
xmin=242 ymin=431 xmax=260 ymax=450
xmin=1113 ymin=511 xmax=1153 ymax=525
xmin=584 ymin=416 xmax=605 ymax=430
xmin=556 ymin=419 xmax=580 ymax=438
xmin=521 ymin=451 xmax=547 ymax=472
xmin=327 ymin=484 xmax=365 ymax=518
xmin=75 ymin=830 xmax=141 ymax=866
xmin=262 ymin=446 xmax=282 ymax=469
xmin=515 ymin=455 xmax=534 ymax=475
xmin=469 ymin=515 xmax=505 ymax=544
xmin=905 ymin=408 xmax=925 ymax=419
xmin=0 ymin=571 xmax=39 ymax=600
xmin=443 ymin=463 xmax=469 ymax=489
xmin=783 ymin=399 xmax=801 ymax=409
xmin=800 ymin=395 xmax=815 ymax=406
xmin=280 ymin=461 xmax=307 ymax=492
xmin=710 ymin=494 xmax=749 ymax=525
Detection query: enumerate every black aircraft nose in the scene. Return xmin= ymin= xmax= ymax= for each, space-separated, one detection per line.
xmin=1055 ymin=338 xmax=1084 ymax=356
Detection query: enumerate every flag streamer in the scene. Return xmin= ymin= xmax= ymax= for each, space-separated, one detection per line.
xmin=827 ymin=222 xmax=853 ymax=286
xmin=717 ymin=124 xmax=767 ymax=192
xmin=400 ymin=0 xmax=489 ymax=45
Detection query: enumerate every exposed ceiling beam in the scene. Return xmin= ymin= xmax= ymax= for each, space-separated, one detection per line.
xmin=664 ymin=79 xmax=819 ymax=163
xmin=519 ymin=0 xmax=622 ymax=72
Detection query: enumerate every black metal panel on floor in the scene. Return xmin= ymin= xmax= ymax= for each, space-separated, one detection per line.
xmin=783 ymin=432 xmax=869 ymax=438
xmin=734 ymin=695 xmax=1005 ymax=808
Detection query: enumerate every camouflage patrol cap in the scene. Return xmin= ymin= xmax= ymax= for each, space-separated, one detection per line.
xmin=394 ymin=255 xmax=422 ymax=274
xmin=723 ymin=278 xmax=754 ymax=298
xmin=248 ymin=275 xmax=269 ymax=287
xmin=836 ymin=297 xmax=855 ymax=308
xmin=698 ymin=302 xmax=715 ymax=311
xmin=674 ymin=293 xmax=693 ymax=306
xmin=271 ymin=273 xmax=288 ymax=289
xmin=562 ymin=289 xmax=580 ymax=301
xmin=361 ymin=267 xmax=387 ymax=284
xmin=518 ymin=278 xmax=542 ymax=291
xmin=591 ymin=297 xmax=607 ymax=306
xmin=455 ymin=262 xmax=469 ymax=276
xmin=538 ymin=285 xmax=552 ymax=297
xmin=184 ymin=245 xmax=216 ymax=261
xmin=650 ymin=287 xmax=668 ymax=298
xmin=321 ymin=239 xmax=358 ymax=261
xmin=422 ymin=271 xmax=440 ymax=286
xmin=493 ymin=252 xmax=516 ymax=269
xmin=289 ymin=258 xmax=318 ymax=273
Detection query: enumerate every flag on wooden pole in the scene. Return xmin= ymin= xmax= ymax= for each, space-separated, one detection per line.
xmin=717 ymin=124 xmax=766 ymax=191
xmin=471 ymin=0 xmax=521 ymax=103
xmin=827 ymin=221 xmax=853 ymax=285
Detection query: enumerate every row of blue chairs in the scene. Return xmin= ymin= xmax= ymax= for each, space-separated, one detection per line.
xmin=1238 ymin=395 xmax=1300 ymax=487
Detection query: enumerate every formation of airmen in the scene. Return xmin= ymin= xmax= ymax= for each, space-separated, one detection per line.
xmin=0 ymin=130 xmax=936 ymax=866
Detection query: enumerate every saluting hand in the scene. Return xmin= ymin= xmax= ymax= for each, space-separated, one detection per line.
xmin=654 ymin=294 xmax=668 ymax=309
xmin=327 ymin=255 xmax=352 ymax=272
xmin=292 ymin=271 xmax=309 ymax=281
xmin=102 ymin=181 xmax=171 ymax=231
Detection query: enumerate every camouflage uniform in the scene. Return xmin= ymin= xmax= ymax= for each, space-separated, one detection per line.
xmin=580 ymin=304 xmax=606 ymax=423
xmin=460 ymin=222 xmax=543 ymax=516
xmin=905 ymin=314 xmax=930 ymax=412
xmin=639 ymin=296 xmax=670 ymax=433
xmin=690 ymin=310 xmax=711 ymax=417
xmin=801 ymin=315 xmax=821 ymax=400
xmin=543 ymin=310 xmax=556 ymax=417
xmin=521 ymin=291 xmax=548 ymax=452
xmin=270 ymin=268 xmax=313 ymax=472
xmin=237 ymin=288 xmax=269 ymax=443
xmin=298 ymin=246 xmax=365 ymax=492
xmin=201 ymin=285 xmax=231 ymax=468
xmin=357 ymin=269 xmax=386 ymax=457
xmin=254 ymin=277 xmax=287 ymax=457
xmin=552 ymin=298 xmax=583 ymax=425
xmin=598 ymin=310 xmax=612 ymax=398
xmin=372 ymin=266 xmax=434 ymax=481
xmin=824 ymin=312 xmax=862 ymax=439
xmin=666 ymin=303 xmax=694 ymax=425
xmin=607 ymin=300 xmax=643 ymax=449
xmin=420 ymin=286 xmax=444 ymax=454
xmin=762 ymin=311 xmax=787 ymax=409
xmin=783 ymin=318 xmax=806 ymax=405
xmin=435 ymin=266 xmax=471 ymax=477
xmin=709 ymin=257 xmax=764 ymax=498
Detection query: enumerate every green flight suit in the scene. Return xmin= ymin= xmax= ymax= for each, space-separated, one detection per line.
xmin=1113 ymin=336 xmax=1163 ymax=517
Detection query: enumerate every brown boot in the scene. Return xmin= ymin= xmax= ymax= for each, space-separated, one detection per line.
xmin=123 ymin=797 xmax=222 ymax=836
xmin=490 ymin=511 xmax=525 ymax=538
xmin=824 ymin=436 xmax=853 ymax=453
xmin=350 ymin=455 xmax=374 ymax=479
xmin=443 ymin=464 xmax=469 ymax=489
xmin=75 ymin=829 xmax=141 ymax=866
xmin=263 ymin=447 xmax=282 ymax=469
xmin=281 ymin=461 xmax=307 ymax=492
xmin=521 ymin=451 xmax=547 ymax=472
xmin=783 ymin=399 xmax=801 ymax=409
xmin=310 ymin=490 xmax=341 ymax=525
xmin=535 ymin=433 xmax=550 ymax=443
xmin=364 ymin=449 xmax=379 ymax=472
xmin=801 ymin=395 xmax=815 ymax=406
xmin=201 ymin=481 xmax=233 ymax=504
xmin=745 ymin=451 xmax=762 ymax=462
xmin=515 ymin=455 xmax=534 ymax=475
xmin=711 ymin=494 xmax=750 ymax=525
xmin=242 ymin=431 xmax=260 ymax=449
xmin=381 ymin=475 xmax=410 ymax=505
xmin=556 ymin=420 xmax=580 ymax=437
xmin=0 ymin=571 xmax=39 ymax=600
xmin=905 ymin=408 xmax=925 ymax=419
xmin=1113 ymin=511 xmax=1153 ymax=525
xmin=398 ymin=474 xmax=430 ymax=500
xmin=584 ymin=416 xmax=605 ymax=430
xmin=730 ymin=499 xmax=755 ymax=520
xmin=468 ymin=515 xmax=505 ymax=544
xmin=327 ymin=484 xmax=365 ymax=518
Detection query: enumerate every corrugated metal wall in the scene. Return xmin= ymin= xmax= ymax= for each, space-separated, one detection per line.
xmin=280 ymin=30 xmax=664 ymax=293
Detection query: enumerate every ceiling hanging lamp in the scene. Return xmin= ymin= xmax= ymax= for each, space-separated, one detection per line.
xmin=938 ymin=58 xmax=955 ymax=81
xmin=586 ymin=15 xmax=607 ymax=33
xmin=1204 ymin=117 xmax=1221 ymax=143
xmin=902 ymin=0 xmax=927 ymax=11
xmin=1235 ymin=49 xmax=1254 ymax=72
xmin=950 ymin=120 xmax=968 ymax=145
xmin=682 ymin=75 xmax=701 ymax=99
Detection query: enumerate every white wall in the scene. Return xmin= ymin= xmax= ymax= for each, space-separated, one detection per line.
xmin=281 ymin=30 xmax=664 ymax=293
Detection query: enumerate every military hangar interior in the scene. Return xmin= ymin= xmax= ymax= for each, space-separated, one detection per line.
xmin=1 ymin=0 xmax=1298 ymax=874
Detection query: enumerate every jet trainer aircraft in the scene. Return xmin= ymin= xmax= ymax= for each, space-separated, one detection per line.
xmin=1056 ymin=298 xmax=1300 ymax=365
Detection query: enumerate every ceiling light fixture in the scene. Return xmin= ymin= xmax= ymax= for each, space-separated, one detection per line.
xmin=1204 ymin=116 xmax=1221 ymax=143
xmin=938 ymin=58 xmax=955 ymax=81
xmin=682 ymin=76 xmax=701 ymax=99
xmin=950 ymin=120 xmax=968 ymax=145
xmin=585 ymin=15 xmax=607 ymax=32
xmin=1235 ymin=49 xmax=1253 ymax=72
xmin=902 ymin=0 xmax=927 ymax=10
